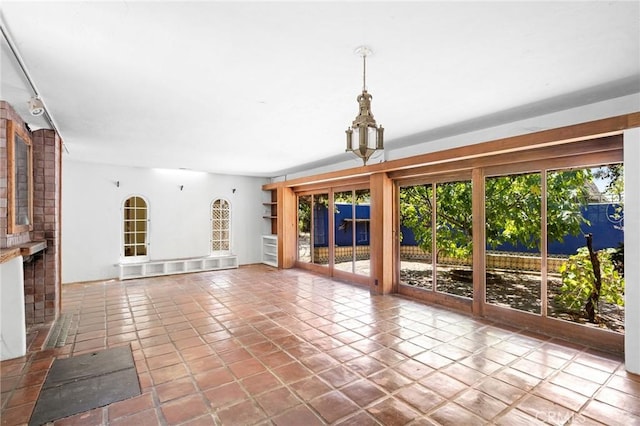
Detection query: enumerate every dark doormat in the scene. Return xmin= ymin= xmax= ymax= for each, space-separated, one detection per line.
xmin=29 ymin=345 xmax=141 ymax=426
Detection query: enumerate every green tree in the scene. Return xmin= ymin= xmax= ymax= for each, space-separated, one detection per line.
xmin=400 ymin=169 xmax=593 ymax=258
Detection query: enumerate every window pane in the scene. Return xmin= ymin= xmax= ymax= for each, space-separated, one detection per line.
xmin=400 ymin=184 xmax=434 ymax=291
xmin=313 ymin=193 xmax=329 ymax=267
xmin=435 ymin=181 xmax=472 ymax=298
xmin=485 ymin=173 xmax=541 ymax=313
xmin=334 ymin=190 xmax=354 ymax=273
xmin=123 ymin=196 xmax=148 ymax=258
xmin=298 ymin=195 xmax=311 ymax=263
xmin=354 ymin=189 xmax=371 ymax=277
xmin=547 ymin=165 xmax=624 ymax=333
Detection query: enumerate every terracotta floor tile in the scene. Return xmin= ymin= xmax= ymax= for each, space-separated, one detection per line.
xmin=228 ymin=357 xmax=267 ymax=379
xmin=5 ymin=384 xmax=41 ymax=408
xmin=325 ymin=345 xmax=363 ymax=363
xmin=150 ymin=363 xmax=189 ymax=385
xmin=563 ymin=361 xmax=614 ymax=385
xmin=396 ymin=383 xmax=445 ymax=413
xmin=607 ymin=374 xmax=640 ymax=395
xmin=310 ymin=390 xmax=360 ymax=423
xmin=142 ymin=342 xmax=176 ymax=358
xmin=17 ymin=369 xmax=48 ymax=389
xmin=595 ymin=386 xmax=640 ymax=416
xmin=349 ymin=338 xmax=384 ymax=354
xmin=173 ymin=336 xmax=204 ymax=350
xmin=430 ymin=402 xmax=485 ymax=426
xmin=255 ymin=386 xmax=301 ymax=416
xmin=366 ymin=397 xmax=420 ymax=425
xmin=108 ymin=392 xmax=155 ymax=421
xmin=217 ymin=400 xmax=268 ymax=425
xmin=511 ymin=358 xmax=557 ymax=380
xmin=194 ymin=366 xmax=235 ymax=390
xmin=344 ymin=355 xmax=386 ymax=378
xmin=341 ymin=379 xmax=387 ymax=407
xmin=494 ymin=367 xmax=541 ymax=392
xmin=160 ymin=394 xmax=209 ymax=425
xmin=440 ymin=362 xmax=486 ymax=386
xmin=300 ymin=352 xmax=339 ymax=373
xmin=155 ymin=377 xmax=197 ymax=403
xmin=146 ymin=351 xmax=182 ymax=370
xmin=495 ymin=408 xmax=547 ymax=426
xmin=180 ymin=344 xmax=216 ymax=361
xmin=454 ymin=388 xmax=509 ymax=420
xmin=1 ymin=402 xmax=35 ymax=425
xmin=217 ymin=347 xmax=252 ymax=364
xmin=419 ymin=371 xmax=468 ymax=398
xmin=395 ymin=359 xmax=435 ymax=381
xmin=273 ymin=361 xmax=314 ymax=383
xmin=550 ymin=371 xmax=601 ymax=397
xmin=334 ymin=411 xmax=380 ymax=426
xmin=413 ymin=350 xmax=454 ymax=369
xmin=576 ymin=350 xmax=623 ymax=373
xmin=271 ymin=404 xmax=324 ymax=426
xmin=109 ymin=408 xmax=160 ymax=426
xmin=289 ymin=377 xmax=333 ymax=401
xmin=203 ymin=381 xmax=248 ymax=409
xmin=187 ymin=355 xmax=223 ymax=375
xmin=534 ymin=382 xmax=589 ymax=412
xmin=1 ymin=266 xmax=634 ymax=426
xmin=475 ymin=377 xmax=526 ymax=405
xmin=317 ymin=365 xmax=359 ymax=388
xmin=515 ymin=394 xmax=576 ymax=424
xmin=368 ymin=368 xmax=413 ymax=392
xmin=241 ymin=371 xmax=283 ymax=395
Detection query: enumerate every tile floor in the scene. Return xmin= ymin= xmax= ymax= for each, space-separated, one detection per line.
xmin=1 ymin=264 xmax=639 ymax=425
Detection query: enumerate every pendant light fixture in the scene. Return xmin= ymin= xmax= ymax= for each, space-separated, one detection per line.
xmin=345 ymin=46 xmax=384 ymax=165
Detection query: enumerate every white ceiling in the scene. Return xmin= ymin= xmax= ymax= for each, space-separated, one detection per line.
xmin=1 ymin=1 xmax=639 ymax=177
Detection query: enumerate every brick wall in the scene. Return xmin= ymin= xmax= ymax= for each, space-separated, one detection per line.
xmin=1 ymin=101 xmax=61 ymax=327
xmin=24 ymin=129 xmax=61 ymax=324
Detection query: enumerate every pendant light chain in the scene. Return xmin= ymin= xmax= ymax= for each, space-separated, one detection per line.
xmin=362 ymin=52 xmax=367 ymax=92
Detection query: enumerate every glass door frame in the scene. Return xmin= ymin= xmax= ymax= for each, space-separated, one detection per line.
xmin=295 ymin=184 xmax=371 ymax=286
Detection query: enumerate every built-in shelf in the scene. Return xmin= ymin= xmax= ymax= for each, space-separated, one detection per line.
xmin=263 ymin=190 xmax=278 ymax=235
xmin=19 ymin=240 xmax=47 ymax=256
xmin=119 ymin=255 xmax=238 ymax=280
xmin=261 ymin=235 xmax=278 ymax=267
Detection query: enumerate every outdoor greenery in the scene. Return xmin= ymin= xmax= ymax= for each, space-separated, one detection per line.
xmin=399 ymin=170 xmax=593 ymax=258
xmin=555 ymin=246 xmax=625 ymax=313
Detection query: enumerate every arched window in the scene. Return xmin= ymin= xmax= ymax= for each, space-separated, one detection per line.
xmin=123 ymin=196 xmax=148 ymax=259
xmin=211 ymin=198 xmax=231 ymax=255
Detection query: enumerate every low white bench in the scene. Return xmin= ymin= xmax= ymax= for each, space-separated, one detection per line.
xmin=119 ymin=255 xmax=238 ymax=280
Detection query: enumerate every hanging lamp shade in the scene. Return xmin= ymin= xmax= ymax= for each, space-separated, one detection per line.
xmin=345 ymin=46 xmax=384 ymax=165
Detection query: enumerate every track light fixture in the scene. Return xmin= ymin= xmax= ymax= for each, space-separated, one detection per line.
xmin=28 ymin=97 xmax=44 ymax=116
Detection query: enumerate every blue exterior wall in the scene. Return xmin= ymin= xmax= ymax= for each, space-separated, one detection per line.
xmin=316 ymin=203 xmax=623 ymax=254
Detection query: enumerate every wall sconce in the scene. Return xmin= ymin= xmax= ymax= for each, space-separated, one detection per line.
xmin=180 ymin=185 xmax=184 ymax=191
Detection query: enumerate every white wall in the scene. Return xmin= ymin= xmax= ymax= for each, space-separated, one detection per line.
xmin=62 ymin=160 xmax=268 ymax=283
xmin=624 ymin=128 xmax=639 ymax=374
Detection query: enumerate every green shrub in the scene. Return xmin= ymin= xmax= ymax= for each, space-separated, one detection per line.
xmin=555 ymin=247 xmax=624 ymax=315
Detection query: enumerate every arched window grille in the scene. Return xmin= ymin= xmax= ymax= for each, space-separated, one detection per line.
xmin=211 ymin=198 xmax=231 ymax=254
